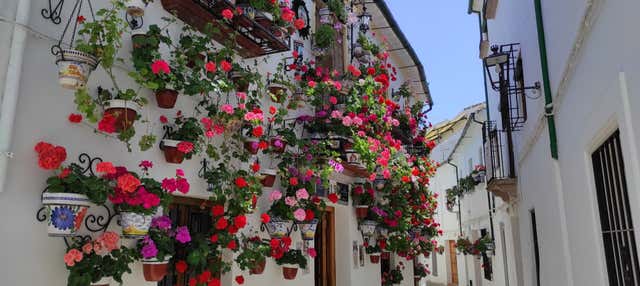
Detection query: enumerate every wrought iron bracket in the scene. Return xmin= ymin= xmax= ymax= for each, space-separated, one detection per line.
xmin=42 ymin=0 xmax=65 ymax=24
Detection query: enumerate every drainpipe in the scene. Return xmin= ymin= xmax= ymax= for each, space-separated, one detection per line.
xmin=477 ymin=13 xmax=491 ymax=122
xmin=0 ymin=0 xmax=30 ymax=192
xmin=446 ymin=160 xmax=462 ymax=234
xmin=533 ymin=0 xmax=559 ymax=159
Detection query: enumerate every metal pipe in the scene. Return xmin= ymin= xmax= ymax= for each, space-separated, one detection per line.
xmin=0 ymin=0 xmax=31 ymax=192
xmin=533 ymin=0 xmax=559 ymax=159
xmin=477 ymin=14 xmax=491 ymax=122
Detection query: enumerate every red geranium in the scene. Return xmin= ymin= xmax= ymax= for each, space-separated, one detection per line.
xmin=68 ymin=113 xmax=82 ymax=123
xmin=34 ymin=142 xmax=67 ymax=170
xmin=327 ymin=193 xmax=338 ymax=203
xmin=294 ymin=18 xmax=305 ymax=30
xmin=234 ymin=177 xmax=248 ymax=188
xmin=221 ymin=9 xmax=233 ymax=20
xmin=252 ymin=126 xmax=263 ymax=137
xmin=211 ymin=205 xmax=225 ymax=217
xmin=98 ymin=113 xmax=117 ymax=134
xmin=221 ymin=60 xmax=232 ymax=72
xmin=215 ymin=217 xmax=228 ymax=230
xmin=175 ymin=260 xmax=188 ymax=273
xmin=234 ymin=215 xmax=247 ymax=228
xmin=235 ymin=275 xmax=245 ymax=285
xmin=261 ymin=213 xmax=270 ymax=223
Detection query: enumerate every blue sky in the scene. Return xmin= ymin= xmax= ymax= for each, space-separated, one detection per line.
xmin=386 ymin=1 xmax=485 ymax=125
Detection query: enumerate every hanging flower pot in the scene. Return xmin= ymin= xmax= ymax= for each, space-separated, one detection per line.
xmin=354 ymin=205 xmax=369 ymax=220
xmin=41 ymin=192 xmax=91 ymax=237
xmin=369 ymin=253 xmax=381 ymax=264
xmin=155 ymin=89 xmax=179 ymax=109
xmin=270 ymin=138 xmax=287 ymax=153
xmin=55 ymin=49 xmax=99 ymax=90
xmin=104 ymin=100 xmax=141 ymax=132
xmin=161 ymin=139 xmax=185 ymax=164
xmin=260 ymin=169 xmax=277 ymax=188
xmin=282 ymin=264 xmax=299 ymax=280
xmin=318 ymin=8 xmax=334 ymax=24
xmin=298 ymin=219 xmax=319 ymax=241
xmin=250 ymin=259 xmax=267 ymax=275
xmin=265 ymin=217 xmax=291 ymax=239
xmin=267 ymin=83 xmax=288 ymax=103
xmin=120 ymin=211 xmax=153 ymax=237
xmin=359 ymin=220 xmax=378 ymax=238
xmin=230 ymin=71 xmax=250 ymax=92
xmin=90 ymin=276 xmax=112 ymax=286
xmin=125 ymin=0 xmax=146 ymax=16
xmin=142 ymin=256 xmax=172 ymax=282
xmin=244 ymin=140 xmax=260 ymax=154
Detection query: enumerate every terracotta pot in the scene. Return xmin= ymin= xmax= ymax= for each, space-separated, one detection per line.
xmin=142 ymin=257 xmax=171 ymax=281
xmin=104 ymin=100 xmax=140 ymax=132
xmin=369 ymin=253 xmax=381 ymax=264
xmin=270 ymin=138 xmax=286 ymax=153
xmin=161 ymin=139 xmax=185 ymax=164
xmin=244 ymin=140 xmax=260 ymax=154
xmin=249 ymin=259 xmax=266 ymax=275
xmin=155 ymin=89 xmax=178 ymax=109
xmin=354 ymin=205 xmax=369 ymax=220
xmin=230 ymin=71 xmax=249 ymax=92
xmin=282 ymin=264 xmax=298 ymax=280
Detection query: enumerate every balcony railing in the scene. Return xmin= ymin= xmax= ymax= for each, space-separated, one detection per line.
xmin=161 ymin=0 xmax=290 ymax=58
xmin=483 ymin=121 xmax=517 ymax=202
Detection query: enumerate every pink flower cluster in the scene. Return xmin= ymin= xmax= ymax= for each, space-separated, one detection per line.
xmin=161 ymin=169 xmax=190 ymax=194
xmin=65 ymin=231 xmax=120 ymax=267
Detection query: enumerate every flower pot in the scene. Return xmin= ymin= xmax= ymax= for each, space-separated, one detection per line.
xmin=369 ymin=253 xmax=381 ymax=264
xmin=381 ymin=251 xmax=390 ymax=260
xmin=230 ymin=71 xmax=250 ymax=92
xmin=282 ymin=264 xmax=299 ymax=280
xmin=298 ymin=218 xmax=319 ymax=241
xmin=359 ymin=220 xmax=378 ymax=237
xmin=142 ymin=257 xmax=171 ymax=281
xmin=270 ymin=138 xmax=286 ymax=153
xmin=55 ymin=49 xmax=99 ymax=90
xmin=260 ymin=169 xmax=277 ymax=188
xmin=249 ymin=259 xmax=266 ymax=275
xmin=265 ymin=217 xmax=291 ymax=239
xmin=354 ymin=205 xmax=369 ymax=220
xmin=104 ymin=100 xmax=141 ymax=132
xmin=41 ymin=192 xmax=91 ymax=237
xmin=125 ymin=0 xmax=146 ymax=16
xmin=353 ymin=44 xmax=364 ymax=57
xmin=318 ymin=8 xmax=334 ymax=24
xmin=155 ymin=89 xmax=178 ymax=109
xmin=244 ymin=140 xmax=260 ymax=154
xmin=267 ymin=83 xmax=288 ymax=103
xmin=91 ymin=276 xmax=112 ymax=286
xmin=161 ymin=139 xmax=185 ymax=164
xmin=120 ymin=211 xmax=153 ymax=237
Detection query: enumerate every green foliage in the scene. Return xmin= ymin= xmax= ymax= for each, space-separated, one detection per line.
xmin=235 ymin=236 xmax=270 ymax=271
xmin=456 ymin=236 xmax=492 ymax=256
xmin=75 ymin=0 xmax=129 ymax=69
xmin=365 ymin=244 xmax=382 ymax=254
xmin=357 ymin=33 xmax=381 ymax=55
xmin=66 ymin=245 xmax=137 ymax=286
xmin=44 ymin=164 xmax=111 ymax=205
xmin=74 ymin=88 xmax=98 ymax=123
xmin=164 ymin=116 xmax=205 ymax=159
xmin=275 ymin=249 xmax=307 ymax=269
xmin=314 ymin=24 xmax=336 ymax=49
xmin=327 ymin=0 xmax=347 ymax=23
xmin=138 ymin=134 xmax=157 ymax=151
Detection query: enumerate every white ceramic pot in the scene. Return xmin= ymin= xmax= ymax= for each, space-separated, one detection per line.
xmin=120 ymin=212 xmax=153 ymax=237
xmin=125 ymin=0 xmax=146 ymax=16
xmin=104 ymin=99 xmax=142 ymax=114
xmin=55 ymin=49 xmax=99 ymax=90
xmin=41 ymin=192 xmax=91 ymax=237
xmin=359 ymin=220 xmax=378 ymax=237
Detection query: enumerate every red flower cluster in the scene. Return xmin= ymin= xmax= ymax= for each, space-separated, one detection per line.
xmin=68 ymin=113 xmax=82 ymax=123
xmin=269 ymin=236 xmax=292 ymax=259
xmin=98 ymin=113 xmax=117 ymax=133
xmin=34 ymin=142 xmax=66 ymax=170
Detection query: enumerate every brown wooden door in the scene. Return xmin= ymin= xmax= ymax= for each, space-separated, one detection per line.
xmin=315 ymin=207 xmax=335 ymax=286
xmin=449 ymin=240 xmax=459 ymax=285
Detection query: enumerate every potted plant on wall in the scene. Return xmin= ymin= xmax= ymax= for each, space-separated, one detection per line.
xmin=125 ymin=0 xmax=152 ymax=16
xmin=137 ymin=215 xmax=191 ymax=281
xmin=266 ymin=189 xmax=295 ymax=239
xmin=235 ymin=235 xmax=271 ymax=275
xmin=312 ymin=24 xmax=336 ymax=57
xmin=352 ymin=184 xmax=375 ymax=220
xmin=471 ymin=164 xmax=486 ymax=183
xmin=267 ymin=63 xmax=293 ymax=104
xmin=35 ymin=142 xmax=112 ymax=237
xmin=413 ymin=262 xmax=429 ymax=284
xmin=382 ymin=263 xmax=405 ymax=286
xmin=160 ymin=114 xmax=204 ymax=164
xmin=275 ymin=249 xmax=307 ymax=280
xmin=365 ymin=244 xmax=382 ymax=264
xmin=64 ymin=232 xmax=137 ymax=286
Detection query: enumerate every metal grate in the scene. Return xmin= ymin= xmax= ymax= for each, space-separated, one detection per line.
xmin=486 ymin=43 xmax=528 ymax=131
xmin=592 ymin=130 xmax=640 ymax=286
xmin=483 ymin=121 xmax=515 ymax=181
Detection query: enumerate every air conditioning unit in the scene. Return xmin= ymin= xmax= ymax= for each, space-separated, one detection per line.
xmin=485 ymin=0 xmax=499 ymax=19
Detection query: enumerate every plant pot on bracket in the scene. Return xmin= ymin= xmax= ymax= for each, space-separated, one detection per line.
xmin=160 ymin=139 xmax=186 ymax=164
xmin=244 ymin=140 xmax=260 ymax=155
xmin=318 ymin=8 xmax=334 ymax=24
xmin=55 ymin=49 xmax=99 ymax=90
xmin=142 ymin=256 xmax=172 ymax=281
xmin=104 ymin=100 xmax=141 ymax=132
xmin=125 ymin=0 xmax=146 ymax=16
xmin=354 ymin=205 xmax=369 ymax=220
xmin=249 ymin=259 xmax=267 ymax=275
xmin=282 ymin=264 xmax=299 ymax=280
xmin=298 ymin=219 xmax=319 ymax=241
xmin=120 ymin=211 xmax=153 ymax=237
xmin=265 ymin=217 xmax=292 ymax=239
xmin=260 ymin=169 xmax=277 ymax=188
xmin=155 ymin=89 xmax=179 ymax=109
xmin=270 ymin=137 xmax=287 ymax=153
xmin=369 ymin=252 xmax=381 ymax=264
xmin=230 ymin=71 xmax=250 ymax=92
xmin=41 ymin=192 xmax=91 ymax=237
xmin=267 ymin=83 xmax=288 ymax=103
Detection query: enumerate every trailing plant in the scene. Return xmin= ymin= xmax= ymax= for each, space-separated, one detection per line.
xmin=327 ymin=0 xmax=347 ymax=23
xmin=414 ymin=262 xmax=429 ymax=278
xmin=382 ymin=262 xmax=404 ymax=286
xmin=314 ymin=24 xmax=336 ymax=49
xmin=456 ymin=236 xmax=492 ymax=256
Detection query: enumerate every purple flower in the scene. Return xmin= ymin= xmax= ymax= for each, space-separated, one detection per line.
xmin=329 ymin=159 xmax=344 ymax=173
xmin=141 ymin=239 xmax=158 ymax=259
xmin=273 ymin=138 xmax=284 ymax=148
xmin=372 ymin=206 xmax=388 ymax=217
xmin=151 ymin=216 xmax=172 ymax=230
xmin=316 ymin=110 xmax=328 ymax=118
xmin=175 ymin=226 xmax=191 ymax=244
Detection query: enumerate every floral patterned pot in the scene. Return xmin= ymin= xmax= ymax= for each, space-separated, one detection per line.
xmin=55 ymin=49 xmax=99 ymax=90
xmin=298 ymin=219 xmax=319 ymax=241
xmin=282 ymin=264 xmax=299 ymax=280
xmin=249 ymin=259 xmax=266 ymax=275
xmin=354 ymin=205 xmax=369 ymax=220
xmin=104 ymin=100 xmax=141 ymax=132
xmin=142 ymin=256 xmax=172 ymax=281
xmin=318 ymin=8 xmax=334 ymax=24
xmin=90 ymin=276 xmax=112 ymax=286
xmin=260 ymin=169 xmax=277 ymax=188
xmin=120 ymin=211 xmax=153 ymax=237
xmin=369 ymin=253 xmax=381 ymax=264
xmin=161 ymin=139 xmax=185 ymax=164
xmin=359 ymin=220 xmax=378 ymax=238
xmin=125 ymin=0 xmax=146 ymax=16
xmin=266 ymin=217 xmax=291 ymax=239
xmin=155 ymin=89 xmax=178 ymax=109
xmin=41 ymin=192 xmax=91 ymax=237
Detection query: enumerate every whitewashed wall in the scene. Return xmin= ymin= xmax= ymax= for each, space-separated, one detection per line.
xmin=0 ymin=0 xmax=424 ymax=285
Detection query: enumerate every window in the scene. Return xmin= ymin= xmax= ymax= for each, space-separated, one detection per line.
xmin=530 ymin=209 xmax=541 ymax=286
xmin=480 ymin=228 xmax=493 ymax=280
xmin=159 ymin=197 xmax=213 ymax=286
xmin=592 ymin=130 xmax=640 ymax=285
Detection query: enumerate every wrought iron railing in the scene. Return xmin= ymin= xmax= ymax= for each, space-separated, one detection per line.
xmin=483 ymin=121 xmax=515 ymax=181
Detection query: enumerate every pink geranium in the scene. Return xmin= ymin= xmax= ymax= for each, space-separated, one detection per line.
xmin=176 ymin=141 xmax=194 ymax=154
xmin=221 ymin=104 xmax=234 ymax=115
xmin=293 ymin=208 xmax=306 ymax=221
xmin=269 ymin=190 xmax=282 ymax=202
xmin=151 ymin=59 xmax=170 ymax=74
xmin=295 ymin=188 xmax=309 ymax=200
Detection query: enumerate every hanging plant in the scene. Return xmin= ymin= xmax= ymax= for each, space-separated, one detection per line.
xmin=137 ymin=215 xmax=190 ymax=281
xmin=160 ymin=113 xmax=205 ymax=164
xmin=313 ymin=24 xmax=336 ymax=55
xmin=275 ymin=249 xmax=307 ymax=280
xmin=235 ymin=235 xmax=271 ymax=275
xmin=456 ymin=236 xmax=493 ymax=256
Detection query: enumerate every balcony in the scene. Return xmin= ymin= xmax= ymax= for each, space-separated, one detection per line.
xmin=161 ymin=0 xmax=290 ymax=58
xmin=483 ymin=121 xmax=517 ymax=202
